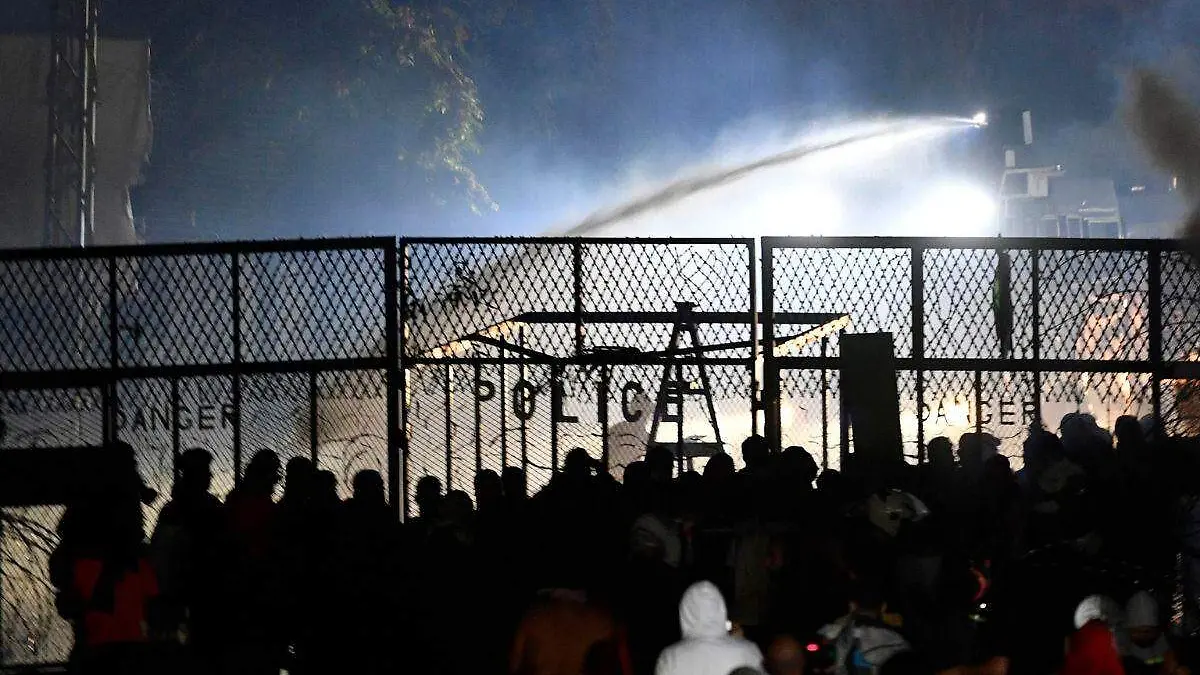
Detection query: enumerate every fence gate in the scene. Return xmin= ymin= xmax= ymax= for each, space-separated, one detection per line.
xmin=3 ymin=235 xmax=1200 ymax=668
xmin=399 ymin=238 xmax=758 ymax=515
xmin=762 ymin=236 xmax=1200 ymax=469
xmin=0 ymin=238 xmax=399 ymax=667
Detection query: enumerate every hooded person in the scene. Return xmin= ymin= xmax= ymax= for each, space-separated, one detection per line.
xmin=1119 ymin=592 xmax=1186 ymax=675
xmin=815 ymin=581 xmax=910 ymax=675
xmin=655 ymin=581 xmax=763 ymax=675
xmin=1074 ymin=595 xmax=1122 ymax=632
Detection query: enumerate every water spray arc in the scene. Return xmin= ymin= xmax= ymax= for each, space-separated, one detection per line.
xmin=555 ymin=116 xmax=982 ymax=237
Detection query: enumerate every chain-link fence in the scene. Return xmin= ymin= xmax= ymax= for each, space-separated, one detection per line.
xmin=2 ymin=235 xmax=1198 ymax=667
xmin=766 ymin=236 xmax=1200 ymax=468
xmin=0 ymin=239 xmax=396 ymax=666
xmin=400 ymin=238 xmax=758 ymax=508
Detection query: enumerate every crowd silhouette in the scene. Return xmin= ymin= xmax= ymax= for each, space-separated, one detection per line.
xmin=45 ymin=412 xmax=1200 ymax=675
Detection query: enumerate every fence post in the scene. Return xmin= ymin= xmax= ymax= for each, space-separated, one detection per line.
xmin=474 ymin=363 xmax=483 ymax=475
xmin=1031 ymin=248 xmax=1043 ymax=427
xmin=309 ymin=370 xmax=319 ymax=463
xmin=519 ymin=327 xmax=528 ymax=476
xmin=912 ymin=247 xmax=925 ymax=462
xmin=105 ymin=254 xmax=119 ymax=445
xmin=444 ymin=363 xmax=453 ymax=490
xmin=820 ymin=337 xmax=829 ymax=470
xmin=748 ymin=239 xmax=759 ymax=436
xmin=573 ymin=241 xmax=584 ymax=358
xmin=761 ymin=239 xmax=781 ymax=450
xmin=231 ymin=252 xmax=242 ymax=482
xmin=395 ymin=242 xmax=407 ymax=519
xmin=974 ymin=369 xmax=983 ymax=437
xmin=551 ymin=364 xmax=561 ymax=472
xmin=1149 ymin=245 xmax=1163 ymax=422
xmin=171 ymin=377 xmax=181 ymax=482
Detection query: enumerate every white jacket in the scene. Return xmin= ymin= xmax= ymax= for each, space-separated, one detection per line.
xmin=655 ymin=581 xmax=763 ymax=675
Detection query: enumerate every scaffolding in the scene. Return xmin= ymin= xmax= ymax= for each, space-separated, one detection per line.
xmin=43 ymin=0 xmax=98 ymax=247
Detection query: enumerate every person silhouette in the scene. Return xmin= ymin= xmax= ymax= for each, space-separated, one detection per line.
xmin=151 ymin=447 xmax=223 ymax=665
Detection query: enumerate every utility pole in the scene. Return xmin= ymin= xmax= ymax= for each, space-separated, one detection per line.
xmin=43 ymin=0 xmax=98 ymax=247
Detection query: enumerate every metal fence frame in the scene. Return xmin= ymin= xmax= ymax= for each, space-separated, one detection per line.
xmin=0 ymin=234 xmax=1194 ymax=503
xmin=2 ymin=233 xmax=1198 ymax=669
xmin=761 ymin=236 xmax=1200 ymax=463
xmin=0 ymin=236 xmax=402 ymax=499
xmin=398 ymin=237 xmax=758 ymax=518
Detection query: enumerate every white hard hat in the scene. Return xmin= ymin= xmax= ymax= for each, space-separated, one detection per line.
xmin=1126 ymin=591 xmax=1158 ymax=628
xmin=1074 ymin=594 xmax=1122 ymax=630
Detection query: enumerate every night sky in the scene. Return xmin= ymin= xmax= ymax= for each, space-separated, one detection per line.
xmin=2 ymin=0 xmax=1198 ymax=240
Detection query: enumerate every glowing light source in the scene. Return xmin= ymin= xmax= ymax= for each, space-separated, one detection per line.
xmin=905 ymin=181 xmax=997 ymax=234
xmin=972 ymin=111 xmax=988 ymax=127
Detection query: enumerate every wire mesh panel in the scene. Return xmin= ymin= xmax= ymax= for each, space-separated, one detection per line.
xmin=1162 ymin=251 xmax=1200 ymax=363
xmin=115 ymin=379 xmax=175 ymax=530
xmin=779 ymin=369 xmax=841 ymax=471
xmin=1038 ymin=249 xmax=1150 ymax=361
xmin=0 ymin=256 xmax=110 ymax=371
xmin=403 ymin=242 xmax=576 ymax=359
xmin=924 ymin=248 xmax=1035 ymax=359
xmin=1040 ymin=371 xmax=1154 ymax=431
xmin=1163 ymin=378 xmax=1200 ymax=437
xmin=242 ymin=249 xmax=386 ymax=362
xmin=4 ymin=235 xmax=1200 ymax=668
xmin=316 ymin=370 xmax=388 ymax=500
xmin=0 ymin=388 xmax=102 ymax=667
xmin=1 ymin=505 xmax=70 ymax=666
xmin=581 ymin=242 xmax=754 ymax=355
xmin=117 ymin=255 xmax=232 ymax=366
xmin=920 ymin=370 xmax=979 ymax=450
xmin=242 ymin=373 xmax=311 ymax=500
xmin=772 ymin=247 xmax=912 ymax=357
xmin=173 ymin=376 xmax=237 ymax=499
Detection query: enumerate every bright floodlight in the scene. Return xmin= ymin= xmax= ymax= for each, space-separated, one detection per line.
xmin=972 ymin=111 xmax=988 ymax=127
xmin=906 ymin=181 xmax=997 ymax=235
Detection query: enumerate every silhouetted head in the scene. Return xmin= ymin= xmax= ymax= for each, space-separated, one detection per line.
xmin=416 ymin=475 xmax=443 ymax=518
xmin=645 ymin=445 xmax=675 ymax=483
xmin=703 ymin=452 xmax=735 ymax=482
xmin=315 ymin=470 xmax=339 ymax=503
xmin=444 ymin=489 xmax=474 ymax=523
xmin=352 ymin=469 xmax=386 ymax=506
xmin=1023 ymin=428 xmax=1063 ymax=472
xmin=501 ymin=466 xmax=526 ymax=501
xmin=1114 ymin=415 xmax=1143 ymax=453
xmin=957 ymin=433 xmax=983 ymax=471
xmin=565 ymin=447 xmax=597 ymax=479
xmin=742 ymin=435 xmax=769 ymax=470
xmin=623 ymin=460 xmax=650 ymax=490
xmin=243 ymin=450 xmax=280 ymax=495
xmin=982 ymin=454 xmax=1013 ymax=489
xmin=816 ymin=468 xmax=843 ymax=495
xmin=927 ymin=437 xmax=953 ymax=469
xmin=474 ymin=469 xmax=503 ymax=510
xmin=176 ymin=447 xmax=213 ymax=496
xmin=782 ymin=446 xmax=819 ymax=485
xmin=283 ymin=456 xmax=315 ymax=503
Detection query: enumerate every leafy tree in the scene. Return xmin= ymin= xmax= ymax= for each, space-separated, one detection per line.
xmin=136 ymin=0 xmax=495 ymax=238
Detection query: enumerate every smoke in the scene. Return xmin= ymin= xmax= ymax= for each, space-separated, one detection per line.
xmin=463 ymin=0 xmax=1200 ymax=242
xmin=1124 ymin=70 xmax=1200 ymax=252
